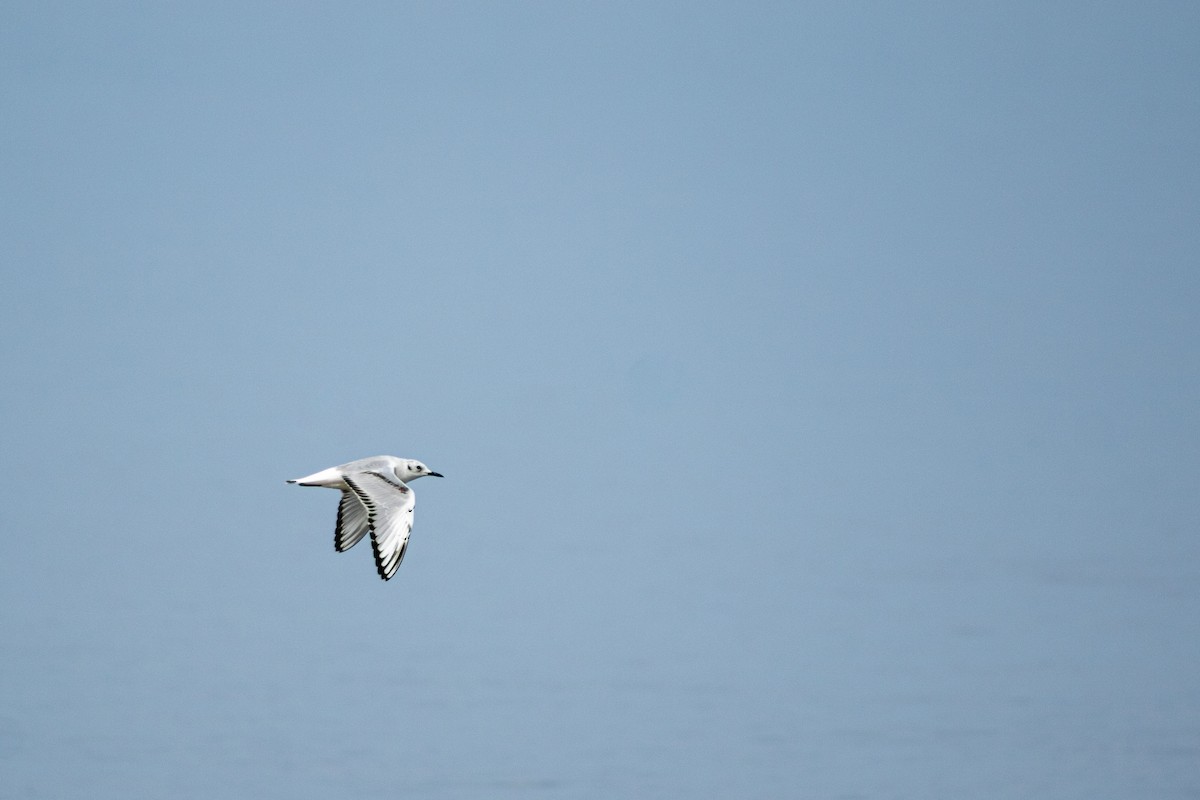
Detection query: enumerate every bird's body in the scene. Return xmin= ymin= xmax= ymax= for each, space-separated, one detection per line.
xmin=288 ymin=455 xmax=443 ymax=580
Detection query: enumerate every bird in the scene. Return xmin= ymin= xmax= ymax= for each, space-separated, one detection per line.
xmin=288 ymin=455 xmax=443 ymax=580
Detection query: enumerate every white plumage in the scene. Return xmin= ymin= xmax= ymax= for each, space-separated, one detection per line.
xmin=288 ymin=455 xmax=443 ymax=580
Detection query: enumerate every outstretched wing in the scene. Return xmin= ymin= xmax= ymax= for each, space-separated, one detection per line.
xmin=343 ymin=472 xmax=416 ymax=580
xmin=334 ymin=490 xmax=370 ymax=552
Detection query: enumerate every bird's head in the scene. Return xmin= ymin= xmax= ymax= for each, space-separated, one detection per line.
xmin=395 ymin=459 xmax=444 ymax=483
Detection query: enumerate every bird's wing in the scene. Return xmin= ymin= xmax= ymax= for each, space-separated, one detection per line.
xmin=334 ymin=490 xmax=371 ymax=552
xmin=343 ymin=472 xmax=416 ymax=580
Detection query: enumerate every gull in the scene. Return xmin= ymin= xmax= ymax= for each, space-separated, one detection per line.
xmin=288 ymin=455 xmax=443 ymax=580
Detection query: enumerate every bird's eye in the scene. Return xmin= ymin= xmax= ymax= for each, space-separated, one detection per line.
xmin=415 ymin=465 xmax=424 ymax=471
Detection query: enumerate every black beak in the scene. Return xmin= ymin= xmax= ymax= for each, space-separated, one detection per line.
xmin=428 ymin=471 xmax=444 ymax=478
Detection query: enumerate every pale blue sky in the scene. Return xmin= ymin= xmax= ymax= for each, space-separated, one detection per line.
xmin=2 ymin=3 xmax=1199 ymax=798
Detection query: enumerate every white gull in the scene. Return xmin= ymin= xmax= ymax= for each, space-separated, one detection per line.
xmin=288 ymin=455 xmax=443 ymax=580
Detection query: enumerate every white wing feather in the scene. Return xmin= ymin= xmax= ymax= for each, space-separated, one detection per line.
xmin=334 ymin=490 xmax=371 ymax=552
xmin=343 ymin=472 xmax=416 ymax=581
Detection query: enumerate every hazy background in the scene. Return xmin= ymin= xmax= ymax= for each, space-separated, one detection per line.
xmin=2 ymin=2 xmax=1198 ymax=798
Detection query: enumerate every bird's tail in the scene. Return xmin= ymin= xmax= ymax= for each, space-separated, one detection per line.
xmin=286 ymin=467 xmax=345 ymax=487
